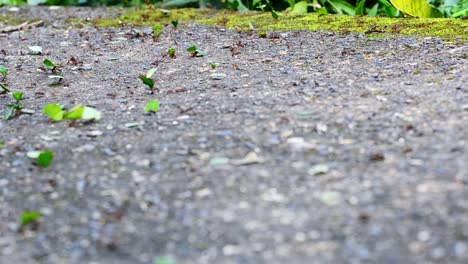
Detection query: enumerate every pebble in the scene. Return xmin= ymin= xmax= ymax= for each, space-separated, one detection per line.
xmin=210 ymin=73 xmax=227 ymax=80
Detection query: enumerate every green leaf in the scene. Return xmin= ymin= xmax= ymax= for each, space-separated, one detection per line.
xmin=187 ymin=46 xmax=197 ymax=53
xmin=291 ymin=1 xmax=308 ymax=15
xmin=210 ymin=63 xmax=218 ymax=69
xmin=43 ymin=59 xmax=56 ymax=69
xmin=171 ymin=20 xmax=178 ymax=27
xmin=63 ymin=105 xmax=85 ymax=120
xmin=42 ymin=103 xmax=64 ymax=121
xmin=168 ymin=48 xmax=176 ymax=58
xmin=271 ymin=10 xmax=280 ymax=19
xmin=140 ymin=76 xmax=155 ymax=89
xmin=3 ymin=105 xmax=16 ymax=120
xmin=28 ymin=45 xmax=42 ymax=55
xmin=20 ymin=211 xmax=41 ymax=225
xmin=82 ymin=106 xmax=102 ymax=121
xmin=12 ymin=91 xmax=23 ymax=101
xmin=162 ymin=0 xmax=197 ymax=7
xmin=195 ymin=49 xmax=206 ymax=57
xmin=38 ymin=150 xmax=54 ymax=168
xmin=0 ymin=82 xmax=10 ymax=93
xmin=0 ymin=65 xmax=7 ymax=77
xmin=368 ymin=3 xmax=379 ymax=16
xmin=388 ymin=0 xmax=443 ymax=17
xmin=187 ymin=46 xmax=205 ymax=57
xmin=355 ymin=0 xmax=366 ymax=15
xmin=144 ymin=100 xmax=160 ymax=113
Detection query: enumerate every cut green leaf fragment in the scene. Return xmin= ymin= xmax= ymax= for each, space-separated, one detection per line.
xmin=271 ymin=10 xmax=280 ymax=19
xmin=146 ymin=68 xmax=157 ymax=79
xmin=140 ymin=76 xmax=155 ymax=89
xmin=12 ymin=91 xmax=23 ymax=101
xmin=0 ymin=82 xmax=10 ymax=93
xmin=168 ymin=48 xmax=176 ymax=58
xmin=144 ymin=99 xmax=160 ymax=113
xmin=187 ymin=46 xmax=206 ymax=57
xmin=20 ymin=211 xmax=41 ymax=225
xmin=209 ymin=63 xmax=218 ymax=69
xmin=28 ymin=46 xmax=42 ymax=55
xmin=82 ymin=106 xmax=102 ymax=121
xmin=0 ymin=65 xmax=7 ymax=77
xmin=43 ymin=59 xmax=56 ymax=69
xmin=37 ymin=150 xmax=54 ymax=168
xmin=43 ymin=103 xmax=64 ymax=121
xmin=3 ymin=104 xmax=21 ymax=120
xmin=63 ymin=105 xmax=84 ymax=120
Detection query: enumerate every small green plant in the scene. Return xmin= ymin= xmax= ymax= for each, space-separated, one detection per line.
xmin=42 ymin=103 xmax=102 ymax=122
xmin=171 ymin=20 xmax=179 ymax=28
xmin=144 ymin=99 xmax=160 ymax=113
xmin=0 ymin=65 xmax=7 ymax=78
xmin=153 ymin=25 xmax=163 ymax=38
xmin=20 ymin=211 xmax=41 ymax=226
xmin=258 ymin=31 xmax=267 ymax=38
xmin=3 ymin=91 xmax=23 ymax=120
xmin=139 ymin=68 xmax=157 ymax=93
xmin=209 ymin=63 xmax=218 ymax=69
xmin=187 ymin=46 xmax=206 ymax=57
xmin=168 ymin=48 xmax=176 ymax=58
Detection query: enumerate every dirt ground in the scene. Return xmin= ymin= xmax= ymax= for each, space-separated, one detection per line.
xmin=0 ymin=6 xmax=467 ymax=264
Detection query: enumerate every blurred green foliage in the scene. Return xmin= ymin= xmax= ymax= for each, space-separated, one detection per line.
xmin=0 ymin=0 xmax=466 ymax=18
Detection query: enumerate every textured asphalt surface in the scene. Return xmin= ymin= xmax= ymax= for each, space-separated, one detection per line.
xmin=0 ymin=6 xmax=467 ymax=264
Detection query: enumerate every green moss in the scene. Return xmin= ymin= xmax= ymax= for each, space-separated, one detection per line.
xmin=0 ymin=14 xmax=28 ymax=26
xmin=93 ymin=7 xmax=217 ymax=27
xmin=92 ymin=8 xmax=467 ymax=41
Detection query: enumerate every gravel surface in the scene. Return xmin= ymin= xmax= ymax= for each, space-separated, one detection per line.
xmin=0 ymin=6 xmax=467 ymax=264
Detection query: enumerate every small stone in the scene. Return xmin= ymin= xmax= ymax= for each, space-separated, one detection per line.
xmin=210 ymin=73 xmax=227 ymax=80
xmin=195 ymin=188 xmax=212 ymax=198
xmin=209 ymin=157 xmax=229 ymax=166
xmin=20 ymin=108 xmax=35 ymax=114
xmin=287 ymin=137 xmax=315 ymax=151
xmin=454 ymin=242 xmax=467 ymax=257
xmin=417 ymin=230 xmax=431 ymax=242
xmin=308 ymin=164 xmax=330 ymax=176
xmin=318 ymin=191 xmax=341 ymax=206
xmin=231 ymin=152 xmax=265 ymax=165
xmin=223 ymin=245 xmax=241 ymax=255
xmin=87 ymin=130 xmax=103 ymax=137
xmin=73 ymin=144 xmax=95 ymax=153
xmin=176 ymin=115 xmax=190 ymax=120
xmin=430 ymin=247 xmax=446 ymax=259
xmin=261 ymin=188 xmax=285 ymax=203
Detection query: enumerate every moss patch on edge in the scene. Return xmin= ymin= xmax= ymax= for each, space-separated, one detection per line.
xmin=93 ymin=8 xmax=468 ymax=41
